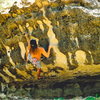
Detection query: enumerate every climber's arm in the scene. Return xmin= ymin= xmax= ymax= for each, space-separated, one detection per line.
xmin=41 ymin=46 xmax=51 ymax=58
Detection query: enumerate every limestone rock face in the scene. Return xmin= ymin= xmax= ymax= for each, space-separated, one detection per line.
xmin=0 ymin=0 xmax=100 ymax=92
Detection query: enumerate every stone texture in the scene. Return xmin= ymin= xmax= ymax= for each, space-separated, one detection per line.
xmin=0 ymin=0 xmax=100 ymax=99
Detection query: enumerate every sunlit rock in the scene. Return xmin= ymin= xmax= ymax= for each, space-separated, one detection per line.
xmin=75 ymin=50 xmax=87 ymax=66
xmin=18 ymin=42 xmax=26 ymax=60
xmin=3 ymin=67 xmax=16 ymax=79
xmin=19 ymin=25 xmax=24 ymax=33
xmin=0 ymin=73 xmax=10 ymax=83
xmin=37 ymin=20 xmax=44 ymax=32
xmin=16 ymin=68 xmax=31 ymax=79
xmin=35 ymin=0 xmax=49 ymax=8
xmin=3 ymin=44 xmax=15 ymax=67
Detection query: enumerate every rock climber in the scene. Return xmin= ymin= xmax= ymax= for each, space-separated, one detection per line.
xmin=25 ymin=35 xmax=51 ymax=79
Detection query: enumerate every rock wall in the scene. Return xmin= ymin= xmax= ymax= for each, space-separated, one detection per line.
xmin=0 ymin=0 xmax=100 ymax=98
xmin=0 ymin=0 xmax=100 ymax=68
